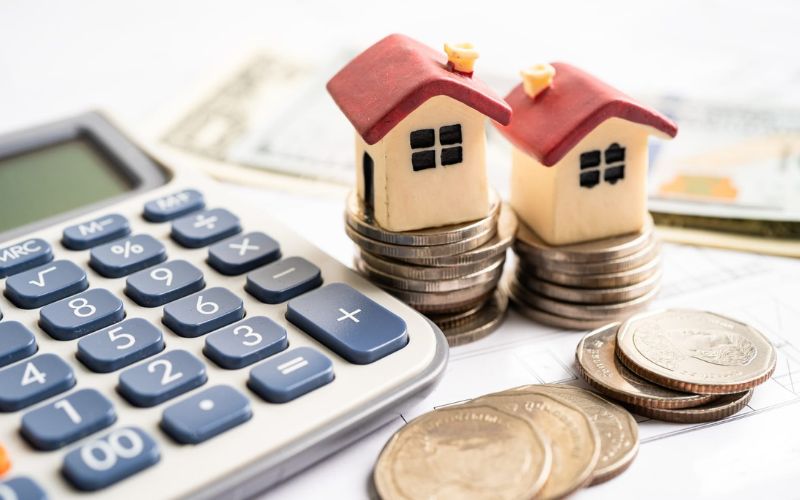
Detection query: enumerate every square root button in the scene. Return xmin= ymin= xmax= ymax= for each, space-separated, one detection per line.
xmin=285 ymin=283 xmax=408 ymax=364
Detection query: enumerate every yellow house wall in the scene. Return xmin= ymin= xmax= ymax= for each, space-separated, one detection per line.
xmin=355 ymin=95 xmax=490 ymax=232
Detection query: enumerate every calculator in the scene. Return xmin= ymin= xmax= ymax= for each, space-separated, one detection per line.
xmin=0 ymin=112 xmax=448 ymax=499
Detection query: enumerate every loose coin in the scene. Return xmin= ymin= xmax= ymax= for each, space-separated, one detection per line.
xmin=373 ymin=405 xmax=552 ymax=500
xmin=522 ymin=256 xmax=661 ymax=289
xmin=575 ymin=323 xmax=718 ymax=409
xmin=400 ymin=203 xmax=517 ymax=267
xmin=515 ymin=217 xmax=654 ymax=263
xmin=508 ymin=283 xmax=610 ymax=330
xmin=516 ymin=267 xmax=662 ymax=304
xmin=345 ymin=190 xmax=501 ymax=246
xmin=512 ymin=384 xmax=639 ymax=485
xmin=518 ymin=238 xmax=660 ymax=275
xmin=356 ymin=256 xmax=504 ymax=293
xmin=616 ymin=309 xmax=778 ymax=394
xmin=437 ymin=288 xmax=509 ymax=347
xmin=359 ymin=249 xmax=506 ymax=281
xmin=470 ymin=392 xmax=600 ymax=499
xmin=345 ymin=222 xmax=496 ymax=259
xmin=627 ymin=390 xmax=753 ymax=423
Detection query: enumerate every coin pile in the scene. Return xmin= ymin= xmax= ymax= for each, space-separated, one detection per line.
xmin=373 ymin=383 xmax=638 ymax=499
xmin=576 ymin=309 xmax=777 ymax=423
xmin=509 ymin=217 xmax=662 ymax=330
xmin=345 ymin=191 xmax=517 ymax=346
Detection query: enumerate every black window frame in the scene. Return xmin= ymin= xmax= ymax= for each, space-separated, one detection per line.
xmin=578 ymin=143 xmax=627 ymax=188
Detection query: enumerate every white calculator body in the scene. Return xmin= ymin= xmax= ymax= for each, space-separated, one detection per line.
xmin=0 ymin=112 xmax=447 ymax=499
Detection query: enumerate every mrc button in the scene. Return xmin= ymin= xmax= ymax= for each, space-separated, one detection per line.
xmin=0 ymin=238 xmax=53 ymax=278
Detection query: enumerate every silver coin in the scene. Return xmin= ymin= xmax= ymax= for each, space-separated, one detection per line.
xmin=522 ymin=255 xmax=661 ymax=289
xmin=345 ymin=190 xmax=501 ymax=246
xmin=626 ymin=390 xmax=753 ymax=424
xmin=510 ymin=279 xmax=658 ymax=321
xmin=507 ymin=284 xmax=610 ymax=330
xmin=375 ymin=280 xmax=497 ymax=314
xmin=400 ymin=203 xmax=518 ymax=267
xmin=356 ymin=256 xmax=505 ymax=293
xmin=515 ymin=216 xmax=654 ymax=263
xmin=438 ymin=289 xmax=509 ymax=347
xmin=517 ymin=238 xmax=660 ymax=275
xmin=358 ymin=249 xmax=506 ymax=281
xmin=345 ymin=222 xmax=496 ymax=259
xmin=515 ymin=267 xmax=662 ymax=304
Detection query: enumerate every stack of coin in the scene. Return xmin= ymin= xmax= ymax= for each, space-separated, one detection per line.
xmin=373 ymin=383 xmax=639 ymax=499
xmin=345 ymin=191 xmax=517 ymax=346
xmin=509 ymin=217 xmax=661 ymax=330
xmin=576 ymin=309 xmax=777 ymax=423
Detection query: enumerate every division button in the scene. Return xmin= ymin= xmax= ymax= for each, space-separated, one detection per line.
xmin=170 ymin=208 xmax=241 ymax=248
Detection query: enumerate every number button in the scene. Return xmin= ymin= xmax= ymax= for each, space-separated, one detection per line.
xmin=62 ymin=427 xmax=160 ymax=491
xmin=0 ymin=322 xmax=37 ymax=368
xmin=125 ymin=260 xmax=205 ymax=307
xmin=0 ymin=477 xmax=47 ymax=500
xmin=89 ymin=234 xmax=167 ymax=278
xmin=204 ymin=316 xmax=288 ymax=369
xmin=245 ymin=256 xmax=322 ymax=304
xmin=118 ymin=350 xmax=207 ymax=407
xmin=248 ymin=347 xmax=334 ymax=403
xmin=77 ymin=318 xmax=165 ymax=373
xmin=143 ymin=189 xmax=204 ymax=222
xmin=39 ymin=289 xmax=125 ymax=341
xmin=170 ymin=208 xmax=241 ymax=248
xmin=0 ymin=354 xmax=75 ymax=412
xmin=161 ymin=385 xmax=252 ymax=444
xmin=20 ymin=388 xmax=116 ymax=451
xmin=207 ymin=231 xmax=281 ymax=275
xmin=4 ymin=260 xmax=89 ymax=309
xmin=0 ymin=238 xmax=53 ymax=278
xmin=62 ymin=214 xmax=131 ymax=250
xmin=163 ymin=287 xmax=244 ymax=338
xmin=286 ymin=283 xmax=408 ymax=364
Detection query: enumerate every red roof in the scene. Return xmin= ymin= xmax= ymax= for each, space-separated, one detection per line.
xmin=495 ymin=62 xmax=678 ymax=166
xmin=327 ymin=34 xmax=512 ymax=145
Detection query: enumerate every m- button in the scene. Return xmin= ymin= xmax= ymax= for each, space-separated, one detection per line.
xmin=0 ymin=238 xmax=53 ymax=278
xmin=286 ymin=283 xmax=408 ymax=364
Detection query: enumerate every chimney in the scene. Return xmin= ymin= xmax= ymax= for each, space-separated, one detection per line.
xmin=521 ymin=63 xmax=556 ymax=99
xmin=444 ymin=42 xmax=479 ymax=77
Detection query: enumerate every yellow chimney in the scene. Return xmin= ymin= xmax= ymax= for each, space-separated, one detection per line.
xmin=444 ymin=42 xmax=479 ymax=75
xmin=521 ymin=63 xmax=556 ymax=99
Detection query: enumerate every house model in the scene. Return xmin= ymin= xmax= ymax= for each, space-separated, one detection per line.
xmin=327 ymin=34 xmax=512 ymax=232
xmin=495 ymin=63 xmax=678 ymax=246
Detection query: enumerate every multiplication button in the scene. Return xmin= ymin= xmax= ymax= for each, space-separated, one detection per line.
xmin=208 ymin=231 xmax=281 ymax=275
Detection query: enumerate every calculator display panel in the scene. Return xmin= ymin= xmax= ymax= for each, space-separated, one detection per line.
xmin=0 ymin=138 xmax=134 ymax=233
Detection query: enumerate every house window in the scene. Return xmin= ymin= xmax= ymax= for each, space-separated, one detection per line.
xmin=409 ymin=124 xmax=463 ymax=171
xmin=578 ymin=143 xmax=626 ymax=188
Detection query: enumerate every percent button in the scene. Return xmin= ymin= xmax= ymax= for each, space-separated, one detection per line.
xmin=90 ymin=234 xmax=167 ymax=278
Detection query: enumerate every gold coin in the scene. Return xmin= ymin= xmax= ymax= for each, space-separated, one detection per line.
xmin=616 ymin=309 xmax=777 ymax=394
xmin=627 ymin=390 xmax=753 ymax=423
xmin=373 ymin=405 xmax=552 ymax=500
xmin=471 ymin=392 xmax=600 ymax=499
xmin=576 ymin=323 xmax=717 ymax=409
xmin=511 ymin=384 xmax=639 ymax=485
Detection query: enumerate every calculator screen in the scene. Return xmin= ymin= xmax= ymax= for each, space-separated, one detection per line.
xmin=0 ymin=138 xmax=133 ymax=233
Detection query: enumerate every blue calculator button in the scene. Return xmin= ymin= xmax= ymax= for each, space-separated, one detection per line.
xmin=21 ymin=388 xmax=116 ymax=451
xmin=163 ymin=287 xmax=244 ymax=338
xmin=0 ymin=477 xmax=48 ymax=500
xmin=170 ymin=208 xmax=241 ymax=248
xmin=77 ymin=318 xmax=165 ymax=373
xmin=248 ymin=347 xmax=334 ymax=403
xmin=208 ymin=232 xmax=281 ymax=275
xmin=118 ymin=350 xmax=207 ymax=407
xmin=39 ymin=289 xmax=125 ymax=341
xmin=0 ymin=321 xmax=37 ymax=368
xmin=160 ymin=385 xmax=252 ymax=444
xmin=89 ymin=234 xmax=167 ymax=278
xmin=0 ymin=238 xmax=53 ymax=278
xmin=286 ymin=283 xmax=408 ymax=364
xmin=125 ymin=260 xmax=205 ymax=307
xmin=62 ymin=214 xmax=130 ymax=250
xmin=4 ymin=260 xmax=89 ymax=309
xmin=204 ymin=316 xmax=288 ymax=369
xmin=62 ymin=426 xmax=160 ymax=491
xmin=143 ymin=189 xmax=205 ymax=222
xmin=0 ymin=354 xmax=76 ymax=412
xmin=245 ymin=256 xmax=322 ymax=304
